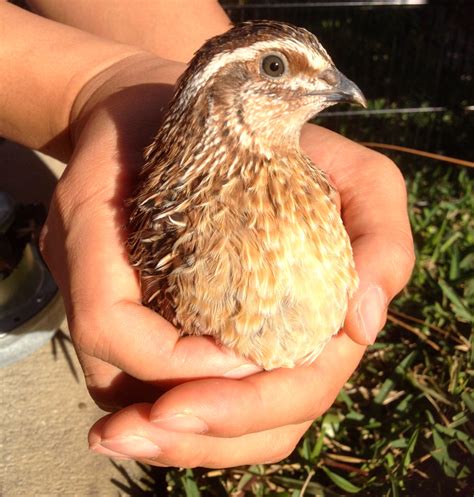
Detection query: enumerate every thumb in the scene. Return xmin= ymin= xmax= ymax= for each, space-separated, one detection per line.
xmin=344 ymin=231 xmax=415 ymax=345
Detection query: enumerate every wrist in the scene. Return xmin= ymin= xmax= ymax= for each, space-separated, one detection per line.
xmin=69 ymin=52 xmax=185 ymax=156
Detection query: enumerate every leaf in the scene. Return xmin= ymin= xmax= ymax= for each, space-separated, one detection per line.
xmin=181 ymin=469 xmax=201 ymax=497
xmin=431 ymin=430 xmax=470 ymax=478
xmin=435 ymin=423 xmax=474 ymax=455
xmin=374 ymin=378 xmax=395 ymax=405
xmin=345 ymin=411 xmax=365 ymax=421
xmin=441 ymin=232 xmax=462 ymax=254
xmin=395 ymin=393 xmax=414 ymax=413
xmin=321 ymin=467 xmax=361 ymax=494
xmin=450 ymin=412 xmax=469 ymax=428
xmin=300 ymin=436 xmax=312 ymax=462
xmin=337 ymin=390 xmax=353 ymax=409
xmin=271 ymin=475 xmax=328 ymax=497
xmin=236 ymin=470 xmax=254 ymax=491
xmin=390 ymin=480 xmax=400 ymax=497
xmin=395 ymin=351 xmax=418 ymax=375
xmin=321 ymin=413 xmax=342 ymax=438
xmin=402 ymin=428 xmax=419 ymax=474
xmin=390 ymin=438 xmax=408 ymax=449
xmin=385 ymin=452 xmax=395 ymax=469
xmin=449 ymin=245 xmax=460 ymax=281
xmin=425 ymin=409 xmax=436 ymax=425
xmin=439 ymin=279 xmax=473 ymax=322
xmin=430 ymin=217 xmax=448 ymax=263
xmin=375 ymin=351 xmax=417 ymax=404
xmin=311 ymin=427 xmax=326 ymax=459
xmin=461 ymin=391 xmax=474 ymax=413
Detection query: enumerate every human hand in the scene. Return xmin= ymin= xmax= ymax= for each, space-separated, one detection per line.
xmin=40 ymin=54 xmax=264 ymax=412
xmin=52 ymin=56 xmax=413 ymax=465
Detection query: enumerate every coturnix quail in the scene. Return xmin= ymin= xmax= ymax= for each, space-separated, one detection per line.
xmin=128 ymin=21 xmax=366 ymax=370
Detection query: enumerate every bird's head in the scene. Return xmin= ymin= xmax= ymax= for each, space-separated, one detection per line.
xmin=168 ymin=21 xmax=366 ymax=158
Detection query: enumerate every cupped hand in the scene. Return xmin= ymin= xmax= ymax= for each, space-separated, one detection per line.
xmin=41 ymin=54 xmax=414 ymax=467
xmin=41 ymin=54 xmax=262 ymax=410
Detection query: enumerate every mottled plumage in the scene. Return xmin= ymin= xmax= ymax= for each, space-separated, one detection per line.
xmin=128 ymin=21 xmax=365 ymax=369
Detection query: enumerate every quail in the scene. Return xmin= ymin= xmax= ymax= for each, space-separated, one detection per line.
xmin=128 ymin=21 xmax=366 ymax=370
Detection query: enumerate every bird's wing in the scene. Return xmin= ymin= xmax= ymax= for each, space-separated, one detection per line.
xmin=127 ymin=179 xmax=194 ymax=316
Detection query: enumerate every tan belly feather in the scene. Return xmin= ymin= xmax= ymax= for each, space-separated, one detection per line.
xmin=166 ymin=177 xmax=358 ymax=370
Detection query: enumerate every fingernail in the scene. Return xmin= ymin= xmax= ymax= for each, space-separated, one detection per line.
xmin=99 ymin=436 xmax=161 ymax=459
xmin=151 ymin=413 xmax=208 ymax=434
xmin=90 ymin=442 xmax=132 ymax=460
xmin=224 ymin=363 xmax=262 ymax=378
xmin=358 ymin=285 xmax=387 ymax=345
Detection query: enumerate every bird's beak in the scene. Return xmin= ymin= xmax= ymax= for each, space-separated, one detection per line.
xmin=327 ymin=69 xmax=367 ymax=108
xmin=309 ymin=68 xmax=367 ymax=108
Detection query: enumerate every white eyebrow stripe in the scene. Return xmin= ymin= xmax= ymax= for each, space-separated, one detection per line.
xmin=181 ymin=38 xmax=329 ymax=107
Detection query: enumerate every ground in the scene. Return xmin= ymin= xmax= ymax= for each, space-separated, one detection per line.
xmin=0 ymin=141 xmax=141 ymax=497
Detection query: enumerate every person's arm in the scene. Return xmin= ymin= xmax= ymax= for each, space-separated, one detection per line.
xmin=0 ymin=1 xmax=153 ymax=160
xmin=27 ymin=0 xmax=231 ymax=62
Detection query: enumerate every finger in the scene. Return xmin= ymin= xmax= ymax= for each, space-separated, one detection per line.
xmin=78 ymin=354 xmax=164 ymax=411
xmin=71 ymin=297 xmax=260 ymax=382
xmin=80 ymin=348 xmax=256 ymax=412
xmin=301 ymin=125 xmax=414 ymax=345
xmin=344 ymin=229 xmax=414 ymax=345
xmin=89 ymin=403 xmax=310 ymax=468
xmin=145 ymin=333 xmax=364 ymax=437
xmin=339 ymin=153 xmax=414 ymax=345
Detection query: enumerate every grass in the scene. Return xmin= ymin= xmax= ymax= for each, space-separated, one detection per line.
xmin=114 ymin=150 xmax=473 ymax=496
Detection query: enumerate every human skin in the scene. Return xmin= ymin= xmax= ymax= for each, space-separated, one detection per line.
xmin=1 ymin=2 xmax=414 ymax=466
xmin=27 ymin=0 xmax=232 ymax=63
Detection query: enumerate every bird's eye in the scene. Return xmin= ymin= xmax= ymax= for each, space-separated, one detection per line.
xmin=261 ymin=54 xmax=287 ymax=78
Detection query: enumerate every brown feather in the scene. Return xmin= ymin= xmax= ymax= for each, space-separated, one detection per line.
xmin=128 ymin=21 xmax=360 ymax=369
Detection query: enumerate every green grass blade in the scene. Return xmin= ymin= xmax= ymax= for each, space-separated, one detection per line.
xmin=312 ymin=427 xmax=326 ymax=459
xmin=181 ymin=469 xmax=201 ymax=497
xmin=401 ymin=428 xmax=419 ymax=475
xmin=439 ymin=279 xmax=473 ymax=322
xmin=321 ymin=467 xmax=361 ymax=494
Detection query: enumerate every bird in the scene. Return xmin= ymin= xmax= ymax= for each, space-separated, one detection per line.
xmin=127 ymin=20 xmax=366 ymax=370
